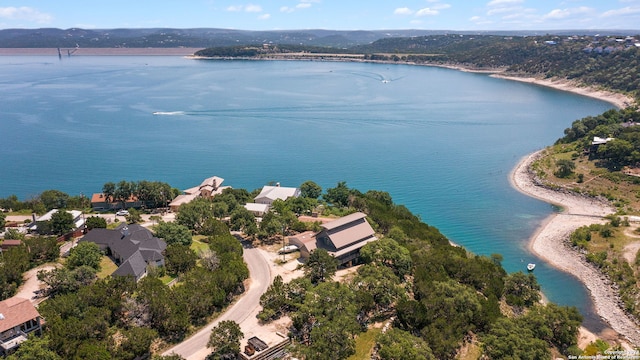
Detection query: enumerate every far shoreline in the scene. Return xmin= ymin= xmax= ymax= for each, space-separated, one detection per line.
xmin=1 ymin=47 xmax=634 ymax=109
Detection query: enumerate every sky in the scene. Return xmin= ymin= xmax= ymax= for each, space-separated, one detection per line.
xmin=1 ymin=0 xmax=639 ymax=31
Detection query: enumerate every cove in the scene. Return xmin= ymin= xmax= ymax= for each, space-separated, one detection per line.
xmin=0 ymin=56 xmax=615 ymax=329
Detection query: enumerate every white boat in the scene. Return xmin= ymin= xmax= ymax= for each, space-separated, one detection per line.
xmin=277 ymin=245 xmax=299 ymax=254
xmin=527 ymin=263 xmax=536 ymax=271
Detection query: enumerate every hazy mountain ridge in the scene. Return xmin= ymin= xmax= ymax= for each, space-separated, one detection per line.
xmin=1 ymin=27 xmax=638 ymax=48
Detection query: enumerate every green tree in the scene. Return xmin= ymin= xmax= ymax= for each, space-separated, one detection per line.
xmin=165 ymin=244 xmax=197 ymax=274
xmin=504 ymin=271 xmax=541 ymax=307
xmin=293 ymin=282 xmax=360 ymax=360
xmin=125 ymin=207 xmax=143 ymax=224
xmin=0 ymin=212 xmax=5 ymax=230
xmin=323 ymin=181 xmax=351 ymax=207
xmin=0 ymin=246 xmax=30 ymax=299
xmin=114 ymin=180 xmax=133 ymax=209
xmin=50 ymin=210 xmax=75 ymax=235
xmin=176 ymin=197 xmax=214 ymax=233
xmin=375 ymin=328 xmax=435 ymax=360
xmin=38 ymin=266 xmax=97 ymax=296
xmin=24 ymin=236 xmax=59 ymax=265
xmin=154 ymin=221 xmax=192 ymax=246
xmin=300 ymin=180 xmax=322 ymax=199
xmin=6 ymin=335 xmax=62 ymax=360
xmin=351 ymin=264 xmax=404 ymax=318
xmin=304 ymin=248 xmax=338 ymax=284
xmin=102 ymin=182 xmax=116 ymax=205
xmin=207 ymin=320 xmax=243 ymax=360
xmin=483 ymin=317 xmax=550 ymax=360
xmin=228 ymin=206 xmax=256 ymax=233
xmin=258 ymin=275 xmax=288 ymax=322
xmin=39 ymin=190 xmax=70 ymax=211
xmin=118 ymin=327 xmax=158 ymax=359
xmin=554 ymin=158 xmax=576 ymax=178
xmin=85 ymin=216 xmax=107 ymax=230
xmin=66 ymin=241 xmax=103 ymax=271
xmin=360 ymin=237 xmax=412 ymax=278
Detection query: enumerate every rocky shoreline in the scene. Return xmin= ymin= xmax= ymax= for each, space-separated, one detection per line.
xmin=511 ymin=150 xmax=640 ymax=346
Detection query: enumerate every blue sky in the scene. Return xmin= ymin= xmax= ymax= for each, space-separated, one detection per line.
xmin=1 ymin=0 xmax=639 ymax=31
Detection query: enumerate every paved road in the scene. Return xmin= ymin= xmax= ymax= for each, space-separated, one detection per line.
xmin=162 ymin=242 xmax=272 ymax=360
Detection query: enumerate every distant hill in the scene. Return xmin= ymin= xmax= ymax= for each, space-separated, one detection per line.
xmin=0 ymin=27 xmax=638 ymax=48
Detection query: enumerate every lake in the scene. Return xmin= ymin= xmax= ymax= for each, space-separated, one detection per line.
xmin=0 ymin=55 xmax=615 ymax=329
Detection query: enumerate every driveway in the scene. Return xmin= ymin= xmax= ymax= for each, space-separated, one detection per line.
xmin=162 ymin=241 xmax=272 ymax=360
xmin=14 ymin=264 xmax=58 ymax=305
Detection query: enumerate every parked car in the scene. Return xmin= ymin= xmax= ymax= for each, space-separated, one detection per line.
xmin=116 ymin=210 xmax=129 ymax=216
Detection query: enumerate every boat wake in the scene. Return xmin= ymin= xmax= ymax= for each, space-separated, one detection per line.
xmin=152 ymin=111 xmax=185 ymax=116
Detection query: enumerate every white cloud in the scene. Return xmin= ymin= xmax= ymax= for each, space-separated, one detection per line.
xmin=542 ymin=6 xmax=593 ymax=19
xmin=394 ymin=7 xmax=414 ymax=15
xmin=601 ymin=6 xmax=640 ymax=17
xmin=245 ymin=4 xmax=263 ymax=13
xmin=487 ymin=6 xmax=521 ymax=16
xmin=280 ymin=1 xmax=314 ymax=13
xmin=258 ymin=13 xmax=271 ymax=20
xmin=433 ymin=3 xmax=451 ymax=10
xmin=226 ymin=4 xmax=262 ymax=13
xmin=0 ymin=6 xmax=52 ymax=24
xmin=487 ymin=0 xmax=523 ymax=6
xmin=416 ymin=8 xmax=439 ymax=16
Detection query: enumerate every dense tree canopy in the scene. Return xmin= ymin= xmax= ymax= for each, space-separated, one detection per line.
xmin=154 ymin=221 xmax=192 ymax=246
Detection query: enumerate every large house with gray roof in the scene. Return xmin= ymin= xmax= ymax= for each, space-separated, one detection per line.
xmin=289 ymin=212 xmax=377 ymax=267
xmin=80 ymin=223 xmax=166 ymax=281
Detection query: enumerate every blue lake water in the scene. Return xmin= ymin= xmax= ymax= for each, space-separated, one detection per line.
xmin=0 ymin=56 xmax=615 ymax=330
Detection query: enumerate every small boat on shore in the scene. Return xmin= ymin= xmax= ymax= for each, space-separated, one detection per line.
xmin=527 ymin=263 xmax=536 ymax=271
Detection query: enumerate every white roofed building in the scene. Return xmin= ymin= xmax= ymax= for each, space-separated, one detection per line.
xmin=254 ymin=183 xmax=301 ymax=205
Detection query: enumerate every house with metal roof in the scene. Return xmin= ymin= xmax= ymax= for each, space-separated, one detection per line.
xmin=80 ymin=223 xmax=166 ymax=281
xmin=0 ymin=297 xmax=42 ymax=356
xmin=289 ymin=212 xmax=378 ymax=267
xmin=28 ymin=209 xmax=86 ymax=232
xmin=254 ymin=183 xmax=300 ymax=205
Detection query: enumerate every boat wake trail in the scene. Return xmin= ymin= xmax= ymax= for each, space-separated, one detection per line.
xmin=152 ymin=111 xmax=186 ymax=116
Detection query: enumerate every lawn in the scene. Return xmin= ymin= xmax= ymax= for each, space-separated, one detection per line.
xmin=97 ymin=256 xmax=118 ymax=279
xmin=190 ymin=237 xmax=209 ymax=253
xmin=347 ymin=327 xmax=381 ymax=360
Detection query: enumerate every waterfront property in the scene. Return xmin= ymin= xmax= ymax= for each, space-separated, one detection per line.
xmin=28 ymin=209 xmax=86 ymax=232
xmin=0 ymin=297 xmax=42 ymax=356
xmin=80 ymin=223 xmax=166 ymax=281
xmin=91 ymin=193 xmax=143 ymax=211
xmin=243 ymin=183 xmax=301 ymax=217
xmin=289 ymin=212 xmax=378 ymax=266
xmin=253 ymin=184 xmax=300 ymax=205
xmin=169 ymin=176 xmax=228 ymax=212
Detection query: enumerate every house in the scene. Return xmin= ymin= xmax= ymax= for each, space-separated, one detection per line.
xmin=0 ymin=297 xmax=42 ymax=356
xmin=289 ymin=212 xmax=378 ymax=267
xmin=253 ymin=183 xmax=300 ymax=205
xmin=80 ymin=223 xmax=166 ymax=281
xmin=91 ymin=193 xmax=142 ymax=211
xmin=169 ymin=176 xmax=229 ymax=212
xmin=0 ymin=240 xmax=22 ymax=252
xmin=243 ymin=203 xmax=270 ymax=217
xmin=28 ymin=209 xmax=85 ymax=232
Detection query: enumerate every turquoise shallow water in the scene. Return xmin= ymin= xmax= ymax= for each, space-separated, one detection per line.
xmin=0 ymin=56 xmax=615 ymax=329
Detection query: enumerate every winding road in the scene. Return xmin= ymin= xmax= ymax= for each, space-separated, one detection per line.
xmin=162 ymin=242 xmax=272 ymax=360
